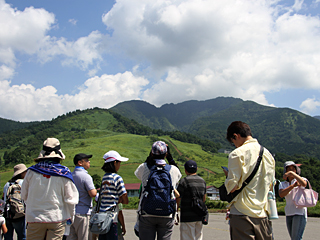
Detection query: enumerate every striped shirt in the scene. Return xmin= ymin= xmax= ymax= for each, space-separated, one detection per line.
xmin=99 ymin=173 xmax=126 ymax=212
xmin=177 ymin=175 xmax=206 ymax=222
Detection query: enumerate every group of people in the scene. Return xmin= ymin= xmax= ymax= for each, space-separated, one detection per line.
xmin=0 ymin=121 xmax=311 ymax=240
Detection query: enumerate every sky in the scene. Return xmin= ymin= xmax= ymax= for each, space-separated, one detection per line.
xmin=1 ymin=0 xmax=320 ymax=122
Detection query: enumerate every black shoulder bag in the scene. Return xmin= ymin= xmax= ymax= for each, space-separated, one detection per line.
xmin=219 ymin=145 xmax=264 ymax=203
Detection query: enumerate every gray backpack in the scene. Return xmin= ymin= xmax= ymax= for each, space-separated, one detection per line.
xmin=4 ymin=180 xmax=25 ymax=220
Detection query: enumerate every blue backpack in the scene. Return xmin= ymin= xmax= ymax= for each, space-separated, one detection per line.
xmin=141 ymin=164 xmax=176 ymax=216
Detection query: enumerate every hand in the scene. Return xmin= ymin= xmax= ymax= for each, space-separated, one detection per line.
xmin=122 ymin=227 xmax=126 ymax=235
xmin=283 ymin=171 xmax=295 ymax=180
xmin=223 ymin=168 xmax=228 ymax=177
xmin=293 ymin=181 xmax=300 ymax=188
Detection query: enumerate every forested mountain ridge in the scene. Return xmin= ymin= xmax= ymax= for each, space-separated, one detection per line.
xmin=314 ymin=116 xmax=320 ymax=120
xmin=111 ymin=97 xmax=320 ymax=159
xmin=0 ymin=108 xmax=220 ymax=169
xmin=0 ymin=117 xmax=37 ymax=134
xmin=1 ymin=102 xmax=320 ymax=192
xmin=111 ymin=97 xmax=243 ymax=131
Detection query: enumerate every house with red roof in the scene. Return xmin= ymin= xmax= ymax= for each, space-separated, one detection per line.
xmin=125 ymin=183 xmax=141 ymax=197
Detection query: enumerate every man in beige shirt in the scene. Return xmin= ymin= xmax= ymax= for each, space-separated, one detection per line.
xmin=224 ymin=121 xmax=275 ymax=240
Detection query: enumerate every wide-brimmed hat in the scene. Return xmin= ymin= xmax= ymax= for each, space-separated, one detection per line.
xmin=12 ymin=163 xmax=28 ymax=178
xmin=283 ymin=161 xmax=301 ymax=175
xmin=36 ymin=138 xmax=65 ymax=160
xmin=151 ymin=141 xmax=167 ymax=155
xmin=103 ymin=150 xmax=129 ymax=163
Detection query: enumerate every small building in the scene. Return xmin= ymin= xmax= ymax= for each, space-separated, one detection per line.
xmin=206 ymin=185 xmax=220 ymax=200
xmin=218 ymin=149 xmax=231 ymax=154
xmin=125 ymin=183 xmax=141 ymax=197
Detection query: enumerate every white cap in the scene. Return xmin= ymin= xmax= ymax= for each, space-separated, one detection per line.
xmin=103 ymin=150 xmax=129 ymax=163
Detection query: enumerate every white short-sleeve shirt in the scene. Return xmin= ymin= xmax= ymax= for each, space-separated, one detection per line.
xmin=279 ymin=178 xmax=307 ymax=218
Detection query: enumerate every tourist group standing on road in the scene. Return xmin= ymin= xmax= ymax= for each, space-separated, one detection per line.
xmin=1 ymin=121 xmax=315 ymax=240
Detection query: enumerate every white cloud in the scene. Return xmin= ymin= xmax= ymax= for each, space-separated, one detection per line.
xmin=38 ymin=31 xmax=104 ymax=72
xmin=101 ymin=0 xmax=320 ymax=107
xmin=0 ymin=0 xmax=104 ymax=80
xmin=0 ymin=72 xmax=148 ymax=121
xmin=300 ymin=97 xmax=320 ymax=115
xmin=292 ymin=0 xmax=305 ymax=12
xmin=69 ymin=19 xmax=77 ymax=25
xmin=2 ymin=0 xmax=320 ymax=121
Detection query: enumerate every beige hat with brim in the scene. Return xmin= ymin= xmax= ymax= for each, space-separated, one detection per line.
xmin=12 ymin=163 xmax=28 ymax=178
xmin=36 ymin=138 xmax=65 ymax=160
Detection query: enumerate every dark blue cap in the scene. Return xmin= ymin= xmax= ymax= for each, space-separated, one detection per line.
xmin=184 ymin=160 xmax=197 ymax=173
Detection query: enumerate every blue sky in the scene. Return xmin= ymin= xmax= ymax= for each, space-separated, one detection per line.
xmin=1 ymin=0 xmax=320 ymax=121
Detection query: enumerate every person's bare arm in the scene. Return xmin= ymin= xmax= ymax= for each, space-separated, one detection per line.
xmin=118 ymin=211 xmax=126 ymax=235
xmin=279 ymin=181 xmax=300 ymax=198
xmin=283 ymin=171 xmax=307 ymax=187
xmin=119 ymin=193 xmax=129 ymax=204
xmin=176 ymin=196 xmax=181 ymax=210
xmin=2 ymin=222 xmax=8 ymax=234
xmin=88 ymin=189 xmax=97 ymax=198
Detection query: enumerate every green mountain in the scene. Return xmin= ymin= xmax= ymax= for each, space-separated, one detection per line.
xmin=189 ymin=101 xmax=320 ymax=156
xmin=0 ymin=107 xmax=219 ymax=168
xmin=0 ymin=117 xmax=37 ymax=134
xmin=0 ymin=107 xmax=226 ymax=190
xmin=111 ymin=97 xmax=320 ymax=158
xmin=1 ymin=103 xmax=320 ymax=193
xmin=111 ymin=97 xmax=243 ymax=131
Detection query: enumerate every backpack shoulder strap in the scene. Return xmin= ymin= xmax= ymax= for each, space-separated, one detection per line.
xmin=163 ymin=164 xmax=172 ymax=172
xmin=6 ymin=181 xmax=15 ymax=197
xmin=185 ymin=177 xmax=197 ymax=198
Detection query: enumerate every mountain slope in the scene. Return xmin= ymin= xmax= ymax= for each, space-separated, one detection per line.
xmin=110 ymin=100 xmax=176 ymax=131
xmin=189 ymin=101 xmax=320 ymax=156
xmin=0 ymin=117 xmax=37 ymax=134
xmin=0 ymin=107 xmax=220 ymax=169
xmin=112 ymin=97 xmax=320 ymax=158
xmin=111 ymin=97 xmax=243 ymax=131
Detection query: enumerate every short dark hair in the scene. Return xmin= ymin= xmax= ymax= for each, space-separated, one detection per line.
xmin=226 ymin=121 xmax=252 ymax=143
xmin=101 ymin=160 xmax=119 ymax=173
xmin=11 ymin=173 xmax=23 ymax=181
xmin=153 ymin=153 xmax=166 ymax=160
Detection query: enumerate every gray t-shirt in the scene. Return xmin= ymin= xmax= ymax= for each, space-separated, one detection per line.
xmin=72 ymin=167 xmax=95 ymax=215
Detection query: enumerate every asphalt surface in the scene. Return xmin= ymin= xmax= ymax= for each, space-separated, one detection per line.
xmin=120 ymin=209 xmax=320 ymax=240
xmin=13 ymin=210 xmax=320 ymax=239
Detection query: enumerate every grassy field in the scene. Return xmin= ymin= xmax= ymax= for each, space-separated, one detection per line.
xmin=2 ymin=130 xmax=319 ymax=217
xmin=0 ymin=133 xmax=229 ymax=194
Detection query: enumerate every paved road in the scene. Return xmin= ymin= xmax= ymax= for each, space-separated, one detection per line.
xmin=120 ymin=210 xmax=320 ymax=240
xmin=14 ymin=210 xmax=319 ymax=239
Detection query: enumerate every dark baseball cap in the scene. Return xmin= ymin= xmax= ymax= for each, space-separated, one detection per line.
xmin=184 ymin=160 xmax=197 ymax=173
xmin=74 ymin=153 xmax=92 ymax=165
